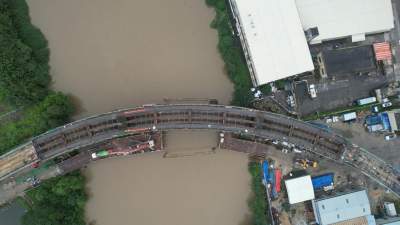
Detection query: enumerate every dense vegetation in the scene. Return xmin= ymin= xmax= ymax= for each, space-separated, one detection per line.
xmin=21 ymin=172 xmax=87 ymax=225
xmin=0 ymin=0 xmax=50 ymax=106
xmin=206 ymin=0 xmax=253 ymax=107
xmin=0 ymin=0 xmax=74 ymax=153
xmin=0 ymin=2 xmax=85 ymax=225
xmin=0 ymin=92 xmax=74 ymax=155
xmin=248 ymin=162 xmax=269 ymax=225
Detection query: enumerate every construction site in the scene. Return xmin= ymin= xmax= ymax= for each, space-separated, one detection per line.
xmin=0 ymin=104 xmax=398 ymax=209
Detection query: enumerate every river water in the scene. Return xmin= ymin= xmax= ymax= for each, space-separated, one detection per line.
xmin=27 ymin=0 xmax=233 ymax=118
xmin=26 ymin=0 xmax=250 ymax=225
xmin=0 ymin=202 xmax=25 ymax=225
xmin=85 ymin=131 xmax=251 ymax=225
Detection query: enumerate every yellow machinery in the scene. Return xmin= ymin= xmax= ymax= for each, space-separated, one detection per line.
xmin=295 ymin=158 xmax=318 ymax=169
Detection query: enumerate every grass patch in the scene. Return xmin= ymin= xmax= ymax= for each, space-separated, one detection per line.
xmin=248 ymin=162 xmax=269 ymax=225
xmin=302 ymin=103 xmax=379 ymax=121
xmin=206 ymin=0 xmax=253 ymax=107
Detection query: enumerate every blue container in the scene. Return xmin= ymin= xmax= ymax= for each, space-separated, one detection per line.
xmin=312 ymin=173 xmax=334 ymax=190
xmin=262 ymin=161 xmax=269 ymax=183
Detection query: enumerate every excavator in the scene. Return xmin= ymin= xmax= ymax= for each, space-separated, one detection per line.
xmin=295 ymin=158 xmax=318 ymax=169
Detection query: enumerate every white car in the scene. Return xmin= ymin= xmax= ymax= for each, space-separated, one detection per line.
xmin=384 ymin=134 xmax=396 ymax=141
xmin=309 ymin=84 xmax=317 ymax=99
xmin=382 ymin=102 xmax=392 ymax=108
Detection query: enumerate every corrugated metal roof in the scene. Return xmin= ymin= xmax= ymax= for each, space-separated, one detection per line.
xmin=313 ymin=190 xmax=372 ymax=225
xmin=295 ymin=0 xmax=394 ymax=44
xmin=230 ymin=0 xmax=314 ymax=86
xmin=373 ymin=42 xmax=392 ymax=61
xmin=332 ymin=216 xmax=368 ymax=225
xmin=285 ymin=175 xmax=315 ymax=204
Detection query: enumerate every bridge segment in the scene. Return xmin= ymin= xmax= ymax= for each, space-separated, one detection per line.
xmin=0 ymin=104 xmax=399 ymax=196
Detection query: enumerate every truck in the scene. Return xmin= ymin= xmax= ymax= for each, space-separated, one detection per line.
xmin=91 ymin=140 xmax=155 ymax=159
xmin=357 ymin=97 xmax=376 ymax=106
xmin=91 ymin=150 xmax=109 ymax=159
xmin=308 ymin=84 xmax=317 ymax=99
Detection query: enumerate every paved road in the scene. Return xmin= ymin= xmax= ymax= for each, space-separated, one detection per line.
xmin=390 ymin=0 xmax=400 ymax=81
xmin=0 ymin=104 xmax=399 ymax=205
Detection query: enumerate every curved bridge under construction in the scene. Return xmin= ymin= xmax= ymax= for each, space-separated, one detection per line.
xmin=1 ymin=104 xmax=399 ymax=196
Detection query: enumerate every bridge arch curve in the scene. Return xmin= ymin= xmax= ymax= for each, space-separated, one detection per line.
xmin=1 ymin=104 xmax=399 ymax=197
xmin=32 ymin=104 xmax=348 ymax=161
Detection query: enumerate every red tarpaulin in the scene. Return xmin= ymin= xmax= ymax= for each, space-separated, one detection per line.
xmin=373 ymin=42 xmax=392 ymax=61
xmin=275 ymin=169 xmax=282 ymax=193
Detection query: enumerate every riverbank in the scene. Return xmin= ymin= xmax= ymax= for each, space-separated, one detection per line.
xmin=22 ymin=0 xmax=247 ymax=225
xmin=27 ymin=0 xmax=233 ymax=118
xmin=0 ymin=1 xmax=80 ymax=224
xmin=206 ymin=0 xmax=254 ymax=107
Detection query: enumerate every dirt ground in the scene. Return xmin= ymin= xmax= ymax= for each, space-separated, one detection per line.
xmin=330 ymin=121 xmax=400 ymax=169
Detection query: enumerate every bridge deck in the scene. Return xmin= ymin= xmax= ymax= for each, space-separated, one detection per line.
xmin=0 ymin=104 xmax=399 ymax=196
xmin=0 ymin=143 xmax=37 ymax=179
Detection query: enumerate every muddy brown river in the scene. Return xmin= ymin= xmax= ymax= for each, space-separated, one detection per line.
xmin=85 ymin=131 xmax=251 ymax=225
xmin=27 ymin=0 xmax=250 ymax=224
xmin=27 ymin=0 xmax=233 ymax=118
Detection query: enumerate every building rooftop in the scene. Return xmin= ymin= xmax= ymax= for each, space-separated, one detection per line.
xmin=285 ymin=175 xmax=315 ymax=204
xmin=313 ymin=190 xmax=372 ymax=225
xmin=295 ymin=0 xmax=394 ymax=44
xmin=332 ymin=215 xmax=376 ymax=225
xmin=230 ymin=0 xmax=314 ymax=86
xmin=387 ymin=109 xmax=400 ymax=132
xmin=321 ymin=46 xmax=376 ymax=77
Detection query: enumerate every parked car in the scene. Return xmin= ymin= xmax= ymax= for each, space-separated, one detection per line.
xmin=384 ymin=134 xmax=397 ymax=141
xmin=382 ymin=102 xmax=392 ymax=108
xmin=309 ymin=84 xmax=317 ymax=99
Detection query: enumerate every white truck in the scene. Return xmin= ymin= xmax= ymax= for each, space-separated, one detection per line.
xmin=308 ymin=84 xmax=317 ymax=99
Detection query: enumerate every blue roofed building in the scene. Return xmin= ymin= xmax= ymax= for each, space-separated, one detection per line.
xmin=312 ymin=189 xmax=376 ymax=225
xmin=365 ymin=113 xmax=391 ymax=132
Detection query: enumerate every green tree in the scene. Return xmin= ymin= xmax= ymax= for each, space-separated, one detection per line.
xmin=206 ymin=0 xmax=253 ymax=107
xmin=0 ymin=0 xmax=50 ymax=106
xmin=0 ymin=92 xmax=74 ymax=155
xmin=248 ymin=162 xmax=269 ymax=225
xmin=21 ymin=172 xmax=87 ymax=225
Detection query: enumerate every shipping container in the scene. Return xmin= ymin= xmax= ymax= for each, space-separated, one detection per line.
xmin=357 ymin=97 xmax=376 ymax=106
xmin=311 ymin=173 xmax=334 ymax=190
xmin=270 ymin=169 xmax=278 ymax=199
xmin=262 ymin=161 xmax=269 ymax=184
xmin=342 ymin=112 xmax=357 ymax=122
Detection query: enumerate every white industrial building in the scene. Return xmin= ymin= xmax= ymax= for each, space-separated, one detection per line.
xmin=285 ymin=175 xmax=315 ymax=204
xmin=295 ymin=0 xmax=394 ymax=44
xmin=312 ymin=190 xmax=375 ymax=225
xmin=229 ymin=0 xmax=314 ymax=86
xmin=229 ymin=0 xmax=394 ymax=86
